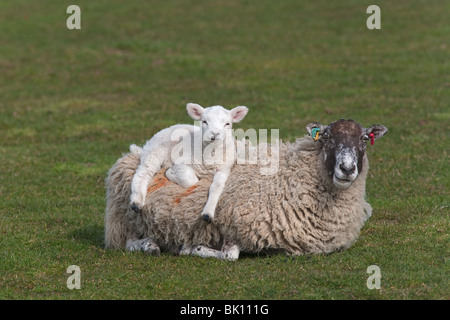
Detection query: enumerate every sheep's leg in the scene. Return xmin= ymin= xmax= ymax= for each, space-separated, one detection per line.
xmin=201 ymin=167 xmax=230 ymax=223
xmin=221 ymin=240 xmax=240 ymax=261
xmin=179 ymin=245 xmax=223 ymax=259
xmin=179 ymin=242 xmax=239 ymax=261
xmin=130 ymin=153 xmax=166 ymax=213
xmin=126 ymin=238 xmax=161 ymax=256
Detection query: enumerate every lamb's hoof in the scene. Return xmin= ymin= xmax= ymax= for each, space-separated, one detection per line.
xmin=131 ymin=202 xmax=142 ymax=214
xmin=202 ymin=214 xmax=213 ymax=224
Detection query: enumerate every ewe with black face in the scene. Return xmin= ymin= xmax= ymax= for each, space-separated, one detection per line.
xmin=307 ymin=119 xmax=388 ymax=190
xmin=105 ymin=119 xmax=388 ymax=261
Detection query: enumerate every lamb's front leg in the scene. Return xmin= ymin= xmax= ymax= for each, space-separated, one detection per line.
xmin=201 ymin=167 xmax=230 ymax=223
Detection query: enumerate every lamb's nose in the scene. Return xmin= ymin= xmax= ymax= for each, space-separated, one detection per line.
xmin=210 ymin=131 xmax=220 ymax=140
xmin=339 ymin=164 xmax=355 ymax=175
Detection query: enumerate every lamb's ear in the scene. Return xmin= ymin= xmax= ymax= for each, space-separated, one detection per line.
xmin=230 ymin=106 xmax=249 ymax=123
xmin=366 ymin=124 xmax=388 ymax=141
xmin=306 ymin=122 xmax=327 ymax=140
xmin=186 ymin=103 xmax=204 ymax=120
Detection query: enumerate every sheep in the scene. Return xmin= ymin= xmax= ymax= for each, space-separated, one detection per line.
xmin=105 ymin=119 xmax=388 ymax=260
xmin=129 ymin=103 xmax=249 ymax=223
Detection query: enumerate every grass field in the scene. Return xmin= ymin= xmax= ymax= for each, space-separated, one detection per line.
xmin=0 ymin=0 xmax=448 ymax=300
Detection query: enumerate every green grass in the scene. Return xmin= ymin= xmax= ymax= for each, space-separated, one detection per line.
xmin=0 ymin=0 xmax=448 ymax=300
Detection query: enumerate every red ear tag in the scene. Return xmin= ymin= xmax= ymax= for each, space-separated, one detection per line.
xmin=369 ymin=133 xmax=375 ymax=145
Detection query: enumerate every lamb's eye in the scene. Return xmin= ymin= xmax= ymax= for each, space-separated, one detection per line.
xmin=323 ymin=132 xmax=330 ymax=140
xmin=225 ymin=123 xmax=230 ymax=127
xmin=362 ymin=135 xmax=369 ymax=141
xmin=202 ymin=120 xmax=207 ymax=125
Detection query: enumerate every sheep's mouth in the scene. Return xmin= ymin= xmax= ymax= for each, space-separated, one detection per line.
xmin=335 ymin=177 xmax=351 ymax=183
xmin=333 ymin=175 xmax=354 ymax=189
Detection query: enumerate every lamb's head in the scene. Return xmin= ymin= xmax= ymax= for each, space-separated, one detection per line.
xmin=307 ymin=119 xmax=388 ymax=189
xmin=186 ymin=103 xmax=248 ymax=143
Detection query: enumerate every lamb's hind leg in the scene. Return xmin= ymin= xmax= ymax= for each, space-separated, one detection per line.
xmin=166 ymin=164 xmax=199 ymax=188
xmin=130 ymin=152 xmax=166 ymax=213
xmin=126 ymin=238 xmax=161 ymax=256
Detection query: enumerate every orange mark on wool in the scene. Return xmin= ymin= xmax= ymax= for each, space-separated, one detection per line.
xmin=147 ymin=170 xmax=170 ymax=195
xmin=174 ymin=185 xmax=198 ymax=205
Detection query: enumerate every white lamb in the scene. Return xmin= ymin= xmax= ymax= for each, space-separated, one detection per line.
xmin=129 ymin=103 xmax=249 ymax=223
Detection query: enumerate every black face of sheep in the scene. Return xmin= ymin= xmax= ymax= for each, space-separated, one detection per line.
xmin=307 ymin=119 xmax=388 ymax=189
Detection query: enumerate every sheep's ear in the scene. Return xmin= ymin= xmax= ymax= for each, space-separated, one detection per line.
xmin=306 ymin=122 xmax=327 ymax=140
xmin=365 ymin=124 xmax=388 ymax=141
xmin=186 ymin=103 xmax=204 ymax=120
xmin=231 ymin=106 xmax=249 ymax=123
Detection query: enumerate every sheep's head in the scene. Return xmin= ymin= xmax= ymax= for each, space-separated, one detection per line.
xmin=186 ymin=103 xmax=248 ymax=143
xmin=306 ymin=119 xmax=387 ymax=189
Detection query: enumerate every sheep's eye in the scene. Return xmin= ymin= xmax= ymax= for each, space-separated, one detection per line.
xmin=225 ymin=123 xmax=230 ymax=127
xmin=202 ymin=120 xmax=207 ymax=125
xmin=362 ymin=135 xmax=369 ymax=141
xmin=323 ymin=132 xmax=330 ymax=140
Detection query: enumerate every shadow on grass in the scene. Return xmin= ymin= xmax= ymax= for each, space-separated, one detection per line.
xmin=238 ymin=250 xmax=334 ymax=261
xmin=69 ymin=224 xmax=105 ymax=248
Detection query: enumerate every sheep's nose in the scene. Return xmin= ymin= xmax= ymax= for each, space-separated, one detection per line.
xmin=339 ymin=163 xmax=355 ymax=175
